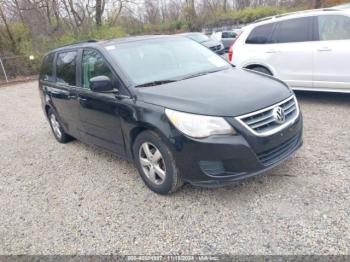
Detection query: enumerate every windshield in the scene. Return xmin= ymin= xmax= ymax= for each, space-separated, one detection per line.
xmin=105 ymin=38 xmax=230 ymax=86
xmin=187 ymin=33 xmax=210 ymax=43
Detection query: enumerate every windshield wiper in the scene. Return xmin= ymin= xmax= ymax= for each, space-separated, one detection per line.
xmin=135 ymin=79 xmax=178 ymax=88
xmin=180 ymin=68 xmax=228 ymax=81
xmin=135 ymin=67 xmax=229 ymax=87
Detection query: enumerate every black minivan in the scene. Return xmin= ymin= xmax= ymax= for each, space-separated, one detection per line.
xmin=39 ymin=36 xmax=303 ymax=194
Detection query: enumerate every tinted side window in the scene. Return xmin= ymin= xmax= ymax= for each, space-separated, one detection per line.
xmin=40 ymin=53 xmax=55 ymax=82
xmin=56 ymin=51 xmax=77 ymax=86
xmin=82 ymin=49 xmax=114 ymax=89
xmin=246 ymin=23 xmax=274 ymax=44
xmin=272 ymin=17 xmax=312 ymax=43
xmin=318 ymin=15 xmax=350 ymax=41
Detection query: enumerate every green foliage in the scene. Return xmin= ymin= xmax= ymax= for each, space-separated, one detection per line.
xmin=86 ymin=25 xmax=126 ymax=40
xmin=235 ymin=6 xmax=287 ymax=23
xmin=41 ymin=25 xmax=126 ymax=51
xmin=1 ymin=23 xmax=126 ymax=56
xmin=203 ymin=6 xmax=288 ymax=27
xmin=0 ymin=6 xmax=288 ymax=59
xmin=0 ymin=22 xmax=30 ymax=54
xmin=0 ymin=22 xmax=126 ymax=78
xmin=0 ymin=4 xmax=300 ymax=79
xmin=137 ymin=20 xmax=185 ymax=35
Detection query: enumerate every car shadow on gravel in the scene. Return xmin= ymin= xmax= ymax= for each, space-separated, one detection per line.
xmin=74 ymin=139 xmax=295 ymax=200
xmin=180 ymin=166 xmax=293 ymax=195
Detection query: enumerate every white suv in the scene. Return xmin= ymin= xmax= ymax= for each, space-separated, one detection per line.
xmin=230 ymin=8 xmax=350 ymax=93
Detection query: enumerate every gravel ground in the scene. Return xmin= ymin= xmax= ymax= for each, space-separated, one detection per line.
xmin=0 ymin=81 xmax=349 ymax=255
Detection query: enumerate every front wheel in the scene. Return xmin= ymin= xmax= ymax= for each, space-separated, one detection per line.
xmin=133 ymin=131 xmax=183 ymax=195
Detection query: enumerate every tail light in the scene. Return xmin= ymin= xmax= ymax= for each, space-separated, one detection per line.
xmin=228 ymin=45 xmax=234 ymax=62
xmin=228 ymin=31 xmax=242 ymax=63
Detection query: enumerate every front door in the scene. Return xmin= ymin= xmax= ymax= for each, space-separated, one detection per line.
xmin=313 ymin=14 xmax=350 ymax=90
xmin=77 ymin=48 xmax=125 ymax=155
xmin=49 ymin=50 xmax=80 ymax=137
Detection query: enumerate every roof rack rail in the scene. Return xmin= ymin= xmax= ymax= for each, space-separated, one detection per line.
xmin=253 ymin=8 xmax=342 ymax=23
xmin=57 ymin=39 xmax=98 ymax=48
xmin=254 ymin=16 xmax=274 ymax=23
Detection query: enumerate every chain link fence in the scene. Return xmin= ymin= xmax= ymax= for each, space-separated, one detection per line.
xmin=0 ymin=54 xmax=43 ymax=85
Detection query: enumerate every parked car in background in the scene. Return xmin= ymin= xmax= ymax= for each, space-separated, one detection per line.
xmin=178 ymin=32 xmax=225 ymax=54
xmin=211 ymin=30 xmax=240 ymax=51
xmin=230 ymin=8 xmax=350 ymax=93
xmin=39 ymin=35 xmax=302 ymax=194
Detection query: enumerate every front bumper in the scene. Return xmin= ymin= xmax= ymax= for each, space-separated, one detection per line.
xmin=169 ymin=114 xmax=303 ymax=187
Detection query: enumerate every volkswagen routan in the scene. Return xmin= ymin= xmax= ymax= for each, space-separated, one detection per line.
xmin=39 ymin=36 xmax=303 ymax=194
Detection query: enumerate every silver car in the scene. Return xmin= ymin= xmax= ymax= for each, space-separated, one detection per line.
xmin=211 ymin=30 xmax=240 ymax=51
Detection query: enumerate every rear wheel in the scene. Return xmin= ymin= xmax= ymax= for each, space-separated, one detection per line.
xmin=47 ymin=108 xmax=73 ymax=143
xmin=133 ymin=131 xmax=183 ymax=194
xmin=249 ymin=66 xmax=273 ymax=76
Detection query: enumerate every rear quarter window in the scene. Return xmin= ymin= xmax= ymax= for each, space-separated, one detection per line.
xmin=246 ymin=23 xmax=275 ymax=44
xmin=40 ymin=53 xmax=55 ymax=82
xmin=271 ymin=17 xmax=313 ymax=43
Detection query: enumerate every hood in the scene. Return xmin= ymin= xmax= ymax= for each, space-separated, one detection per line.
xmin=136 ymin=68 xmax=293 ymax=117
xmin=201 ymin=40 xmax=222 ymax=48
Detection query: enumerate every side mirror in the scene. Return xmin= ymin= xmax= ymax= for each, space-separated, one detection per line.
xmin=89 ymin=76 xmax=114 ymax=92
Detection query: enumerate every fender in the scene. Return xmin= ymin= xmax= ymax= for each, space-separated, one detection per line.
xmin=242 ymin=61 xmax=276 ymax=76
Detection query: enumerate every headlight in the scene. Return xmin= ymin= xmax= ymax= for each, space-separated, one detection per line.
xmin=165 ymin=109 xmax=236 ymax=138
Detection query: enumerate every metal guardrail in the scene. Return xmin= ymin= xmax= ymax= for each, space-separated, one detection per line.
xmin=0 ymin=58 xmax=8 ymax=82
xmin=202 ymin=24 xmax=246 ymax=35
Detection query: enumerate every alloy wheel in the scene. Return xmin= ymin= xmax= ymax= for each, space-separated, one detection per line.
xmin=50 ymin=114 xmax=62 ymax=139
xmin=139 ymin=142 xmax=166 ymax=185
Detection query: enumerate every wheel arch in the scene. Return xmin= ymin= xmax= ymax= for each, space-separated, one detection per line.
xmin=44 ymin=104 xmax=52 ymax=118
xmin=244 ymin=63 xmax=274 ymax=76
xmin=128 ymin=124 xmax=170 ymax=161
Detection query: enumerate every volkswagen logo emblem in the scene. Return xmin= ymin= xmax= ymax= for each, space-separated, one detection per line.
xmin=272 ymin=106 xmax=285 ymax=124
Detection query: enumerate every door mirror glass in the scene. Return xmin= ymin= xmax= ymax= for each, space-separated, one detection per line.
xmin=90 ymin=76 xmax=113 ymax=92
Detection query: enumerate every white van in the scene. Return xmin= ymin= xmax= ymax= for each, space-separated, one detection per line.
xmin=230 ymin=8 xmax=350 ymax=93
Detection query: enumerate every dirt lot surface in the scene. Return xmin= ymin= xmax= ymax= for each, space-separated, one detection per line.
xmin=0 ymin=81 xmax=349 ymax=255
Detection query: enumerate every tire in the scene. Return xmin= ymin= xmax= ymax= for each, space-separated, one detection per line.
xmin=133 ymin=131 xmax=184 ymax=195
xmin=249 ymin=66 xmax=273 ymax=76
xmin=47 ymin=108 xmax=73 ymax=143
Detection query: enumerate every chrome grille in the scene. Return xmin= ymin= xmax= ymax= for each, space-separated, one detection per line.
xmin=236 ymin=96 xmax=299 ymax=136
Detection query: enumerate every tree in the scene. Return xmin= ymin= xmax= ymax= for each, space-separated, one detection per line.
xmin=96 ymin=0 xmax=105 ymax=27
xmin=0 ymin=4 xmax=17 ymax=53
xmin=183 ymin=0 xmax=197 ymax=31
xmin=314 ymin=0 xmax=322 ymax=8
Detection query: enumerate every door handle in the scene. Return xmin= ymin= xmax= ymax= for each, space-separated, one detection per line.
xmin=317 ymin=47 xmax=332 ymax=52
